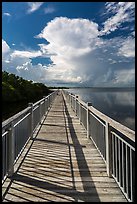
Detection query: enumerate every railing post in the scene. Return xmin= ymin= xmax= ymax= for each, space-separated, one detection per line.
xmin=39 ymin=102 xmax=42 ymax=124
xmin=49 ymin=95 xmax=51 ymax=108
xmin=43 ymin=96 xmax=46 ymax=114
xmin=44 ymin=97 xmax=48 ymax=114
xmin=7 ymin=121 xmax=15 ymax=177
xmin=105 ymin=122 xmax=112 ymax=177
xmin=75 ymin=95 xmax=78 ymax=115
xmin=48 ymin=96 xmax=50 ymax=109
xmin=79 ymin=102 xmax=81 ymax=124
xmin=46 ymin=97 xmax=48 ymax=112
xmin=68 ymin=93 xmax=71 ymax=105
xmin=28 ymin=103 xmax=33 ymax=139
xmin=70 ymin=94 xmax=72 ymax=108
xmin=87 ymin=102 xmax=92 ymax=139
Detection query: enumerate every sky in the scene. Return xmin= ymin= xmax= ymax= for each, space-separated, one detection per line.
xmin=2 ymin=2 xmax=135 ymax=87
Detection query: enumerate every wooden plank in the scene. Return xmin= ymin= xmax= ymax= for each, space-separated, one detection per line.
xmin=2 ymin=91 xmax=127 ymax=202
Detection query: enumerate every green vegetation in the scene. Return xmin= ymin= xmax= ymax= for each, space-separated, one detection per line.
xmin=2 ymin=71 xmax=52 ymax=103
xmin=2 ymin=71 xmax=52 ymax=120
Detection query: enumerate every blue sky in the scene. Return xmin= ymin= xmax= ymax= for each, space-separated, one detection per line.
xmin=2 ymin=2 xmax=135 ymax=87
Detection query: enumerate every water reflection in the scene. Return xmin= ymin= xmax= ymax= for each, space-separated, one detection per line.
xmin=69 ymin=88 xmax=135 ymax=131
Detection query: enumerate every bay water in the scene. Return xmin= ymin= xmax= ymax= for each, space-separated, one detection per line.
xmin=68 ymin=87 xmax=135 ymax=131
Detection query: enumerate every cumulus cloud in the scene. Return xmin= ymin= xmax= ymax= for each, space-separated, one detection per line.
xmin=11 ymin=50 xmax=42 ymax=59
xmin=2 ymin=16 xmax=135 ymax=87
xmin=2 ymin=39 xmax=43 ymax=75
xmin=35 ymin=17 xmax=135 ymax=86
xmin=114 ymin=69 xmax=135 ymax=86
xmin=2 ymin=40 xmax=10 ymax=54
xmin=37 ymin=17 xmax=99 ymax=53
xmin=2 ymin=39 xmax=11 ymax=64
xmin=100 ymin=2 xmax=135 ymax=35
xmin=118 ymin=37 xmax=135 ymax=58
xmin=35 ymin=17 xmax=104 ymax=84
xmin=27 ymin=2 xmax=44 ymax=14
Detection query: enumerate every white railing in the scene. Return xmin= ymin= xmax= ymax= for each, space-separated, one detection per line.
xmin=2 ymin=90 xmax=58 ymax=184
xmin=63 ymin=90 xmax=135 ymax=202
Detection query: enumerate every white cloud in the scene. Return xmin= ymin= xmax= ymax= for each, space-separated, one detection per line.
xmin=35 ymin=17 xmax=135 ymax=86
xmin=2 ymin=16 xmax=135 ymax=87
xmin=114 ymin=69 xmax=135 ymax=85
xmin=27 ymin=2 xmax=44 ymax=14
xmin=16 ymin=61 xmax=47 ymax=81
xmin=35 ymin=17 xmax=102 ymax=84
xmin=11 ymin=50 xmax=42 ymax=59
xmin=118 ymin=37 xmax=135 ymax=58
xmin=2 ymin=40 xmax=10 ymax=54
xmin=44 ymin=5 xmax=56 ymax=14
xmin=100 ymin=2 xmax=135 ymax=35
xmin=2 ymin=40 xmax=11 ymax=65
xmin=3 ymin=12 xmax=11 ymax=17
xmin=37 ymin=17 xmax=99 ymax=56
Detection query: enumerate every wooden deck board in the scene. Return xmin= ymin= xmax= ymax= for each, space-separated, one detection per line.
xmin=2 ymin=91 xmax=127 ymax=202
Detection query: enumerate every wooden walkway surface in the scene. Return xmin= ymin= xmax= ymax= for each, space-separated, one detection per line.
xmin=2 ymin=91 xmax=127 ymax=202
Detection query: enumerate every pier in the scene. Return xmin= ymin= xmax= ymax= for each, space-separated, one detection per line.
xmin=2 ymin=90 xmax=135 ymax=202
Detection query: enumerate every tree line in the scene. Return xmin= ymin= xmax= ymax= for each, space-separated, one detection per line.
xmin=2 ymin=71 xmax=52 ymax=104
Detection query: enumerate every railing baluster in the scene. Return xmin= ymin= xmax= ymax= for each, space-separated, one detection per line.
xmin=122 ymin=141 xmax=125 ymax=190
xmin=3 ymin=89 xmax=135 ymax=202
xmin=130 ymin=149 xmax=133 ymax=201
xmin=112 ymin=134 xmax=115 ymax=177
xmin=115 ymin=136 xmax=118 ymax=181
xmin=75 ymin=95 xmax=78 ymax=115
xmin=7 ymin=121 xmax=15 ymax=177
xmin=79 ymin=101 xmax=81 ymax=124
xmin=2 ymin=91 xmax=57 ymax=183
xmin=126 ymin=144 xmax=129 ymax=198
xmin=118 ymin=139 xmax=121 ymax=185
xmin=62 ymin=89 xmax=135 ymax=202
xmin=43 ymin=96 xmax=46 ymax=115
xmin=105 ymin=122 xmax=112 ymax=177
xmin=87 ymin=102 xmax=92 ymax=139
xmin=28 ymin=103 xmax=33 ymax=139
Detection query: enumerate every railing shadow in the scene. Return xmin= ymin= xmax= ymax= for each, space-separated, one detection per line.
xmin=2 ymin=92 xmax=100 ymax=202
xmin=62 ymin=94 xmax=100 ymax=202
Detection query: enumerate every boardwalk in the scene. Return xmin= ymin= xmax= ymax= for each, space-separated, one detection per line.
xmin=2 ymin=91 xmax=127 ymax=202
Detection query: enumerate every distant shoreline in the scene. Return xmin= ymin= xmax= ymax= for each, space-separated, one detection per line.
xmin=68 ymin=87 xmax=135 ymax=89
xmin=67 ymin=87 xmax=135 ymax=91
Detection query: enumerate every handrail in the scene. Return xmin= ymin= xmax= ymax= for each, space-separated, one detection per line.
xmin=2 ymin=107 xmax=30 ymax=129
xmin=68 ymin=91 xmax=135 ymax=142
xmin=2 ymin=90 xmax=58 ymax=184
xmin=62 ymin=89 xmax=135 ymax=202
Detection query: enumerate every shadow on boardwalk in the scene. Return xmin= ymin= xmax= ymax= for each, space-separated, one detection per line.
xmin=2 ymin=92 xmax=109 ymax=201
xmin=62 ymin=95 xmax=100 ymax=202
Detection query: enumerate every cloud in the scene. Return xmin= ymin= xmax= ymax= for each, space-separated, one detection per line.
xmin=11 ymin=50 xmax=42 ymax=59
xmin=37 ymin=17 xmax=99 ymax=55
xmin=27 ymin=2 xmax=44 ymax=14
xmin=44 ymin=5 xmax=56 ymax=14
xmin=100 ymin=2 xmax=135 ymax=35
xmin=35 ymin=17 xmax=134 ymax=86
xmin=2 ymin=16 xmax=135 ymax=87
xmin=118 ymin=37 xmax=135 ymax=58
xmin=3 ymin=12 xmax=11 ymax=17
xmin=2 ymin=40 xmax=10 ymax=54
xmin=114 ymin=69 xmax=135 ymax=86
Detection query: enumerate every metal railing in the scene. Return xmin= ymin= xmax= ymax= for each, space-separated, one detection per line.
xmin=63 ymin=90 xmax=135 ymax=202
xmin=2 ymin=90 xmax=58 ymax=184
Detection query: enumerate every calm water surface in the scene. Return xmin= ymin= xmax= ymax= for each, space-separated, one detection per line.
xmin=68 ymin=88 xmax=135 ymax=131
